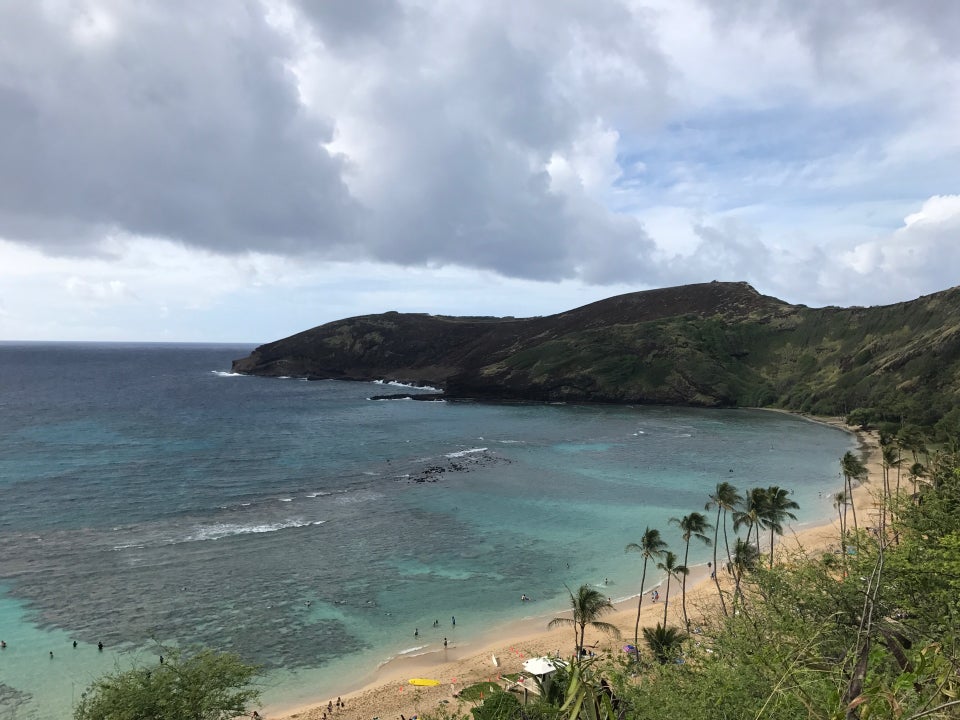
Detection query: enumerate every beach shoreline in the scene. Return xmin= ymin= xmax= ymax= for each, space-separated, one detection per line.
xmin=272 ymin=412 xmax=876 ymax=720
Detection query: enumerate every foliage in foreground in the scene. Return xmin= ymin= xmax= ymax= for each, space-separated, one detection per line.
xmin=617 ymin=445 xmax=960 ymax=720
xmin=74 ymin=648 xmax=260 ymax=720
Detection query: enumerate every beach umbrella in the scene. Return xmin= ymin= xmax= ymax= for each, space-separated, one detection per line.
xmin=522 ymin=657 xmax=563 ymax=676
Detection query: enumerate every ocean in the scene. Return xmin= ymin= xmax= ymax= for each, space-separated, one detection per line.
xmin=0 ymin=342 xmax=854 ymax=718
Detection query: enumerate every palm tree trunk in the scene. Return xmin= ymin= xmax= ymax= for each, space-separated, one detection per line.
xmin=894 ymin=456 xmax=902 ymax=544
xmin=769 ymin=527 xmax=775 ymax=569
xmin=633 ymin=560 xmax=648 ymax=660
xmin=712 ymin=507 xmax=728 ymax=616
xmin=723 ymin=510 xmax=732 ymax=567
xmin=662 ymin=575 xmax=671 ymax=627
xmin=846 ymin=474 xmax=859 ymax=534
xmin=881 ymin=464 xmax=889 ymax=534
xmin=680 ymin=539 xmax=691 ymax=629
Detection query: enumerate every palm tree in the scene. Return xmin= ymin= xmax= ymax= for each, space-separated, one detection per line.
xmin=625 ymin=528 xmax=667 ymax=660
xmin=728 ymin=538 xmax=759 ymax=606
xmin=733 ymin=487 xmax=767 ymax=556
xmin=669 ymin=512 xmax=712 ymax=628
xmin=761 ymin=486 xmax=799 ymax=568
xmin=705 ymin=482 xmax=741 ymax=616
xmin=832 ymin=490 xmax=850 ymax=575
xmin=833 ymin=491 xmax=847 ymax=540
xmin=840 ymin=451 xmax=867 ymax=539
xmin=898 ymin=425 xmax=928 ymax=467
xmin=655 ymin=551 xmax=688 ymax=627
xmin=547 ymin=584 xmax=620 ymax=656
xmin=642 ymin=623 xmax=686 ymax=665
xmin=908 ymin=461 xmax=926 ymax=497
xmin=881 ymin=443 xmax=901 ymax=533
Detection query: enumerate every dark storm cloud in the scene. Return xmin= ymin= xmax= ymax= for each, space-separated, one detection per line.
xmin=0 ymin=0 xmax=666 ymax=285
xmin=293 ymin=0 xmax=404 ymax=48
xmin=0 ymin=2 xmax=357 ymax=254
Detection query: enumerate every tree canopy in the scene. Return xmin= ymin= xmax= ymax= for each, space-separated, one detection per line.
xmin=74 ymin=648 xmax=260 ymax=720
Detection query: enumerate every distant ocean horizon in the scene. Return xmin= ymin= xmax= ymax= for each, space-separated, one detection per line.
xmin=0 ymin=342 xmax=854 ymax=718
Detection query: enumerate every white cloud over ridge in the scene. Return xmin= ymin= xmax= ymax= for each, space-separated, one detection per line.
xmin=0 ymin=0 xmax=958 ymax=340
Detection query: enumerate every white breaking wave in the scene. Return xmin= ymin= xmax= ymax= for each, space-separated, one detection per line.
xmin=372 ymin=379 xmax=441 ymax=392
xmin=211 ymin=370 xmax=244 ymax=377
xmin=397 ymin=644 xmax=429 ymax=656
xmin=445 ymin=447 xmax=487 ymax=458
xmin=184 ymin=519 xmax=316 ymax=542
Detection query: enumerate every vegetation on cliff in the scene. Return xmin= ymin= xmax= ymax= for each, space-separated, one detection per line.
xmin=232 ymin=281 xmax=960 ymax=430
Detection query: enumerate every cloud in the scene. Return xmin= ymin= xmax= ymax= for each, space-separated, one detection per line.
xmin=840 ymin=195 xmax=960 ymax=300
xmin=0 ymin=1 xmax=357 ymax=255
xmin=0 ymin=0 xmax=958 ymax=324
xmin=64 ymin=276 xmax=134 ymax=303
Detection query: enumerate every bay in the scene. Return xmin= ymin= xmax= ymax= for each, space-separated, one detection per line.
xmin=0 ymin=342 xmax=853 ymax=718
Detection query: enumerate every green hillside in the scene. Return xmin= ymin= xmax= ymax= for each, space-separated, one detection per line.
xmin=232 ymin=281 xmax=960 ymax=430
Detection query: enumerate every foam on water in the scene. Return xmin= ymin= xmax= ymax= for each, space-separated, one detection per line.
xmin=183 ymin=519 xmax=314 ymax=542
xmin=372 ymin=379 xmax=441 ymax=392
xmin=445 ymin=447 xmax=488 ymax=458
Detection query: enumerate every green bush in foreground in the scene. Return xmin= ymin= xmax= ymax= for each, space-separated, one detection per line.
xmin=74 ymin=648 xmax=260 ymax=720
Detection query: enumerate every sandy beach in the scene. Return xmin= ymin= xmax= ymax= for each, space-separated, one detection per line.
xmin=272 ymin=414 xmax=879 ymax=720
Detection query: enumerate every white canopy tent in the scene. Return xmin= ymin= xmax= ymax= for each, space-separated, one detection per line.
xmin=522 ymin=656 xmax=565 ymax=676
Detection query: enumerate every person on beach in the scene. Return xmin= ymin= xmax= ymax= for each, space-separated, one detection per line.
xmin=452 ymin=616 xmax=456 ymax=626
xmin=444 ymin=637 xmax=448 ymax=647
xmin=328 ymin=701 xmax=333 ymax=712
xmin=98 ymin=641 xmax=103 ymax=651
xmin=415 ymin=628 xmax=419 ymax=637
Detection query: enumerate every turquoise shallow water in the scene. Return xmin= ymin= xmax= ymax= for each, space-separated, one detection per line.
xmin=0 ymin=343 xmax=854 ymax=718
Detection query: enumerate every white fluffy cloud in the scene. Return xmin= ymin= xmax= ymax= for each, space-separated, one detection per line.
xmin=0 ymin=0 xmax=958 ymax=340
xmin=841 ymin=196 xmax=960 ymax=298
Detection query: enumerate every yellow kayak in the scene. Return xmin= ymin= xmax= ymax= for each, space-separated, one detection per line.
xmin=409 ymin=678 xmax=441 ymax=686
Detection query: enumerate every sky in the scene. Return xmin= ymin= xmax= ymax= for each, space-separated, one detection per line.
xmin=1 ymin=0 xmax=959 ymax=343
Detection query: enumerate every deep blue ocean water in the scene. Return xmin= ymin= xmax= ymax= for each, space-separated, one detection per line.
xmin=0 ymin=343 xmax=854 ymax=718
